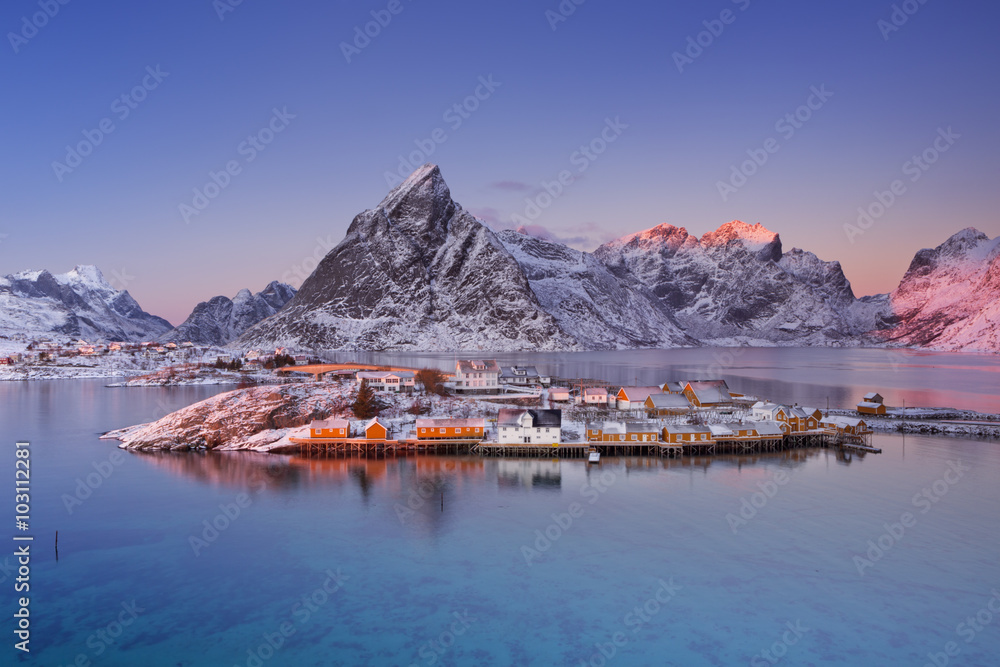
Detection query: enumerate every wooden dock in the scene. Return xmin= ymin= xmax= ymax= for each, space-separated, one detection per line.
xmin=286 ymin=429 xmax=878 ymax=459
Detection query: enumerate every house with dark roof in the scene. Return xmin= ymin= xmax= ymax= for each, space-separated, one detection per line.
xmin=497 ymin=409 xmax=562 ymax=444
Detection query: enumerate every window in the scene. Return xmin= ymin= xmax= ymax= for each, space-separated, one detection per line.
xmin=545 ymin=428 xmax=550 ymax=433
xmin=631 ymin=435 xmax=637 ymax=441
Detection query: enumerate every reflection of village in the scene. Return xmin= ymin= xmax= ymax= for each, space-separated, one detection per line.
xmin=134 ymin=446 xmax=863 ymax=499
xmin=290 ymin=359 xmax=880 ymax=459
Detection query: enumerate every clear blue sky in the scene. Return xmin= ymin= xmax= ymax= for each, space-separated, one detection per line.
xmin=2 ymin=0 xmax=998 ymax=324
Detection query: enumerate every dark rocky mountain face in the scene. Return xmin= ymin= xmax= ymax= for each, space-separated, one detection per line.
xmin=237 ymin=165 xmax=573 ymax=351
xmin=161 ymin=281 xmax=297 ymax=346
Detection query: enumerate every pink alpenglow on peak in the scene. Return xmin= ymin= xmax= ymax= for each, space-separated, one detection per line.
xmin=700 ymin=221 xmax=780 ymax=252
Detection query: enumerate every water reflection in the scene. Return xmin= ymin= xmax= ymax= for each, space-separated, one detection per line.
xmin=130 ymin=447 xmax=849 ymax=496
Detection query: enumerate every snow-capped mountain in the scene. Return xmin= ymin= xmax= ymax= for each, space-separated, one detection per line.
xmin=594 ymin=221 xmax=879 ymax=345
xmin=497 ymin=230 xmax=695 ymax=349
xmin=236 ymin=164 xmax=997 ymax=352
xmin=237 ymin=164 xmax=574 ymax=351
xmin=160 ymin=281 xmax=296 ymax=346
xmin=875 ymin=228 xmax=1000 ymax=352
xmin=0 ymin=265 xmax=172 ymax=341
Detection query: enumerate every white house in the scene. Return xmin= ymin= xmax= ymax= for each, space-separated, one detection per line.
xmin=583 ymin=387 xmax=609 ymax=405
xmin=498 ymin=365 xmax=550 ymax=386
xmin=357 ymin=371 xmax=415 ymax=393
xmin=548 ymin=387 xmax=571 ymax=402
xmin=455 ymin=360 xmax=501 ymax=394
xmin=497 ymin=409 xmax=562 ymax=444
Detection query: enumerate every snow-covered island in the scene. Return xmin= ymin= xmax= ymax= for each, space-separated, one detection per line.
xmin=101 ymin=364 xmax=1000 ymax=456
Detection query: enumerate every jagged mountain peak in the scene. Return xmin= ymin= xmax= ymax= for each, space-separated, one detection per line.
xmin=362 ymin=163 xmax=456 ymax=250
xmin=160 ymin=281 xmax=296 ymax=346
xmin=0 ymin=265 xmax=171 ymax=341
xmin=700 ymin=220 xmax=780 ymax=253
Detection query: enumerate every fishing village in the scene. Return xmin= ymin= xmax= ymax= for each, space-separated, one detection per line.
xmin=275 ymin=358 xmax=884 ymax=462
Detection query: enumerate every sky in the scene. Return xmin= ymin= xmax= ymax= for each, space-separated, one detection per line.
xmin=1 ymin=0 xmax=998 ymax=325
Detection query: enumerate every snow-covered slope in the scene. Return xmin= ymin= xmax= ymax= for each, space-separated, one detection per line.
xmin=594 ymin=221 xmax=877 ymax=345
xmin=237 ymin=164 xmax=575 ymax=351
xmin=0 ymin=265 xmax=172 ymax=341
xmin=876 ymin=228 xmax=1000 ymax=352
xmin=161 ymin=281 xmax=296 ymax=345
xmin=497 ymin=230 xmax=695 ymax=349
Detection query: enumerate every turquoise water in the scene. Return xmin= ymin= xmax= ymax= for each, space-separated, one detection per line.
xmin=4 ymin=374 xmax=1000 ymax=666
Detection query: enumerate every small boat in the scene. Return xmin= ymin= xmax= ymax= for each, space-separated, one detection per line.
xmin=588 ymin=447 xmax=600 ymax=463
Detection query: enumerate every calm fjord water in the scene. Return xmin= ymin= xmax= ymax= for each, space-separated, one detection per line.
xmin=3 ymin=349 xmax=999 ymax=666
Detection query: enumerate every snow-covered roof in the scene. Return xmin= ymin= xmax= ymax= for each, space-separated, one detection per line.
xmin=857 ymin=402 xmax=883 ymax=409
xmin=457 ymin=359 xmax=500 ymax=373
xmin=498 ymin=409 xmax=562 ymax=428
xmin=311 ymin=418 xmax=349 ymax=430
xmin=752 ymin=421 xmax=785 ymax=436
xmin=626 ymin=422 xmax=660 ymax=434
xmin=863 ymin=392 xmax=883 ymax=402
xmin=684 ymin=380 xmax=732 ymax=404
xmin=709 ymin=424 xmax=733 ymax=436
xmin=583 ymin=387 xmax=609 ymax=397
xmin=499 ymin=365 xmax=542 ymax=379
xmin=416 ymin=418 xmax=484 ymax=429
xmin=358 ymin=371 xmax=415 ymax=380
xmin=646 ymin=393 xmax=691 ymax=408
xmin=588 ymin=421 xmax=625 ymax=434
xmin=664 ymin=424 xmax=712 ymax=435
xmin=618 ymin=386 xmax=663 ymax=402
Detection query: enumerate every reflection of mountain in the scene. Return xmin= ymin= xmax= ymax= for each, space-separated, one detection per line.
xmin=496 ymin=460 xmax=562 ymax=490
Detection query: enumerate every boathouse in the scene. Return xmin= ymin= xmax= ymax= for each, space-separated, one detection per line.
xmin=415 ymin=418 xmax=485 ymax=440
xmin=644 ymin=393 xmax=691 ymax=416
xmin=662 ymin=424 xmax=714 ymax=444
xmin=498 ymin=365 xmax=550 ymax=387
xmin=583 ymin=387 xmax=609 ymax=405
xmin=310 ymin=418 xmax=349 ymax=439
xmin=682 ymin=380 xmax=734 ymax=408
xmin=586 ymin=422 xmax=626 ymax=442
xmin=364 ymin=418 xmax=389 ymax=440
xmin=857 ymin=392 xmax=886 ymax=415
xmin=497 ymin=409 xmax=562 ymax=444
xmin=616 ymin=386 xmax=663 ymax=410
xmin=661 ymin=381 xmax=684 ymax=394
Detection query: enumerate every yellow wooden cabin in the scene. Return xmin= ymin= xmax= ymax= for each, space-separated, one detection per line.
xmin=415 ymin=418 xmax=485 ymax=440
xmin=309 ymin=418 xmax=349 ymax=439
